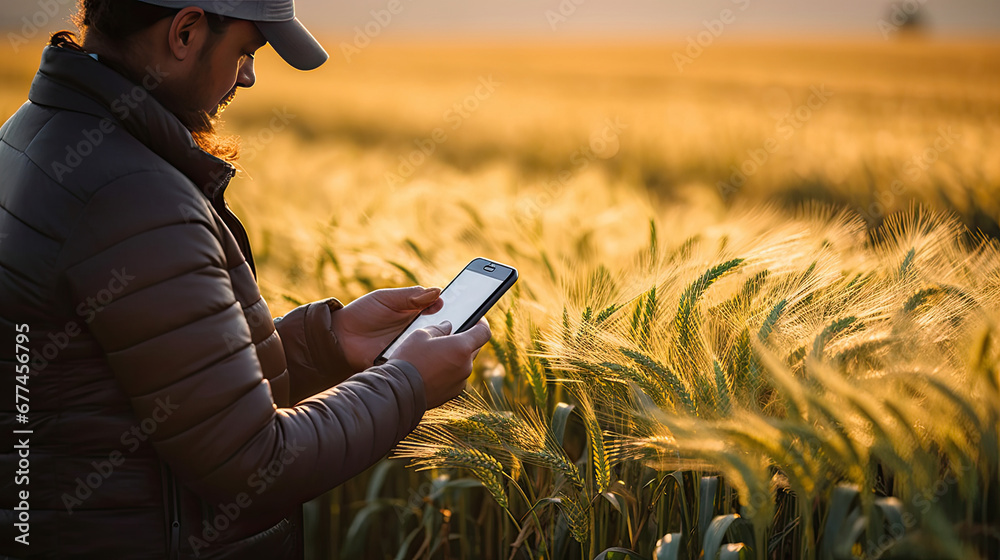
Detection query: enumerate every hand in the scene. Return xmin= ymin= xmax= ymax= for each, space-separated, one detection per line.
xmin=330 ymin=286 xmax=444 ymax=372
xmin=392 ymin=319 xmax=492 ymax=409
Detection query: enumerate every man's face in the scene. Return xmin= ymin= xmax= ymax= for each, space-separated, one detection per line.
xmin=154 ymin=15 xmax=266 ymax=133
xmin=191 ymin=19 xmax=267 ymax=117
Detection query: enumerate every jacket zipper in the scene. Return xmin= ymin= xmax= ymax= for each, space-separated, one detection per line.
xmin=162 ymin=464 xmax=181 ymax=560
xmin=212 ymin=192 xmax=257 ymax=280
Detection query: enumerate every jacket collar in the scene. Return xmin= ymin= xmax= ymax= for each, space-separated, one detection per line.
xmin=28 ymin=45 xmax=235 ymax=199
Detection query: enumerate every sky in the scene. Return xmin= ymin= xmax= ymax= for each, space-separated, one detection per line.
xmin=2 ymin=0 xmax=999 ymax=38
xmin=292 ymin=0 xmax=1000 ymax=37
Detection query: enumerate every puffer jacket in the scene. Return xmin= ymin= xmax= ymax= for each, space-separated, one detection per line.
xmin=0 ymin=44 xmax=427 ymax=559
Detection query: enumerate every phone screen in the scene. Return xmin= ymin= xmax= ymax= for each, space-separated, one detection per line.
xmin=381 ymin=268 xmax=505 ymax=360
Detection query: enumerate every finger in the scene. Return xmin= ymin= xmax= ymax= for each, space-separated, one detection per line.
xmin=458 ymin=319 xmax=491 ymax=350
xmin=422 ymin=320 xmax=453 ymax=338
xmin=421 ymin=298 xmax=445 ymax=316
xmin=376 ymin=286 xmax=439 ymax=311
xmin=409 ymin=286 xmax=441 ymax=308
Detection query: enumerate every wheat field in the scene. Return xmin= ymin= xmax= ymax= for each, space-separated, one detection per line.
xmin=2 ymin=36 xmax=999 ymax=559
xmin=218 ymin=38 xmax=999 ymax=313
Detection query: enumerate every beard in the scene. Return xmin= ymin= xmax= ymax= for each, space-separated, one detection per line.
xmin=92 ymin=36 xmax=243 ymax=164
xmin=213 ymin=85 xmax=239 ymax=116
xmin=150 ymin=47 xmax=242 ymax=164
xmin=164 ymin=83 xmax=241 ymax=164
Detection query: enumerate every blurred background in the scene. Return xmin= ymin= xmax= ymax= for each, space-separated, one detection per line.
xmin=4 ymin=0 xmax=1000 ymax=35
xmin=2 ymin=0 xmax=998 ymax=309
xmin=2 ymin=1 xmax=998 ymax=558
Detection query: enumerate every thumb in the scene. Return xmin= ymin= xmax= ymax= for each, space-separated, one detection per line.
xmin=378 ymin=286 xmax=440 ymax=311
xmin=422 ymin=320 xmax=453 ymax=338
xmin=459 ymin=318 xmax=492 ymax=349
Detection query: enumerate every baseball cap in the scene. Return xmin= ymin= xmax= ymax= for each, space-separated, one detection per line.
xmin=136 ymin=0 xmax=328 ymax=71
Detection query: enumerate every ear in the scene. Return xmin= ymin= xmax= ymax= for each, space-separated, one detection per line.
xmin=167 ymin=7 xmax=209 ymax=61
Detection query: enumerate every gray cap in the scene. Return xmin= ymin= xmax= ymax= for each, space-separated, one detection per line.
xmin=136 ymin=0 xmax=328 ymax=70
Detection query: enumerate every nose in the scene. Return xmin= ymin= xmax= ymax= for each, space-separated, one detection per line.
xmin=237 ymin=55 xmax=256 ymax=88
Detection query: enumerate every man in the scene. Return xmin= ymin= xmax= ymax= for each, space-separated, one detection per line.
xmin=0 ymin=1 xmax=491 ymax=558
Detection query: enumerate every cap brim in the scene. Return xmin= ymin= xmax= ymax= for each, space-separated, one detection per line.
xmin=256 ymin=18 xmax=328 ymax=71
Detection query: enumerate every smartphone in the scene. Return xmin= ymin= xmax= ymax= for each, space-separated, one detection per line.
xmin=374 ymin=258 xmax=518 ymax=365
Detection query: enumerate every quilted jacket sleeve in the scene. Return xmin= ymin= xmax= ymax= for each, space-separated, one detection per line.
xmin=273 ymin=298 xmax=358 ymax=405
xmin=60 ymin=170 xmax=427 ymax=512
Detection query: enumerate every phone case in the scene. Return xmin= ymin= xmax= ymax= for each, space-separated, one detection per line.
xmin=373 ymin=257 xmax=518 ymax=365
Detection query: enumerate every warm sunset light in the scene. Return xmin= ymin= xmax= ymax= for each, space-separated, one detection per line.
xmin=1 ymin=0 xmax=997 ymax=559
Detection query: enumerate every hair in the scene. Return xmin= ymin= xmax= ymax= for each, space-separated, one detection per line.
xmin=51 ymin=1 xmax=240 ymax=162
xmin=70 ymin=0 xmax=231 ymax=48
